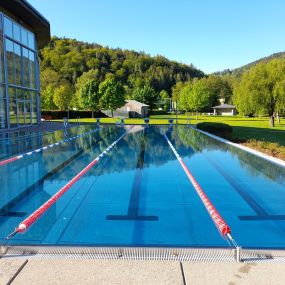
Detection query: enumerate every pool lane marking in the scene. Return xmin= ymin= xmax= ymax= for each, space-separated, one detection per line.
xmin=0 ymin=128 xmax=99 ymax=167
xmin=163 ymin=132 xmax=232 ymax=238
xmin=107 ymin=129 xmax=158 ymax=221
xmin=205 ymin=155 xmax=285 ymax=221
xmin=7 ymin=130 xmax=129 ymax=239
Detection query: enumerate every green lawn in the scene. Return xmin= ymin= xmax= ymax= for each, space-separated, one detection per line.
xmin=55 ymin=114 xmax=285 ymax=147
xmin=151 ymin=115 xmax=285 ymax=146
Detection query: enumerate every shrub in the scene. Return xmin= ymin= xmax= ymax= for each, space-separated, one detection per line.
xmin=196 ymin=122 xmax=233 ymax=139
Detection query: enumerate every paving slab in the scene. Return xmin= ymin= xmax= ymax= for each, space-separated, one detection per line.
xmin=0 ymin=258 xmax=28 ymax=285
xmin=13 ymin=259 xmax=183 ymax=285
xmin=182 ymin=262 xmax=285 ymax=285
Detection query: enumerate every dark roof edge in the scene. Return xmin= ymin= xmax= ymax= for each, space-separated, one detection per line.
xmin=20 ymin=0 xmax=50 ymax=25
xmin=0 ymin=0 xmax=51 ymax=48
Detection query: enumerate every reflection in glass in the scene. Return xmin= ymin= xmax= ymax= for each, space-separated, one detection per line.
xmin=32 ymin=98 xmax=37 ymax=124
xmin=14 ymin=43 xmax=22 ymax=86
xmin=0 ymin=98 xmax=7 ymax=128
xmin=25 ymin=101 xmax=31 ymax=125
xmin=22 ymin=48 xmax=29 ymax=87
xmin=8 ymin=88 xmax=18 ymax=127
xmin=0 ymin=36 xmax=4 ymax=83
xmin=5 ymin=39 xmax=14 ymax=84
xmin=28 ymin=32 xmax=35 ymax=49
xmin=4 ymin=17 xmax=13 ymax=38
xmin=29 ymin=51 xmax=36 ymax=88
xmin=1 ymin=14 xmax=39 ymax=129
xmin=13 ymin=23 xmax=21 ymax=42
xmin=21 ymin=27 xmax=28 ymax=46
xmin=17 ymin=101 xmax=25 ymax=125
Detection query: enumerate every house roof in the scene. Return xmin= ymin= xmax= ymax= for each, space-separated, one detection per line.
xmin=126 ymin=100 xmax=149 ymax=107
xmin=0 ymin=0 xmax=50 ymax=49
xmin=212 ymin=104 xmax=236 ymax=109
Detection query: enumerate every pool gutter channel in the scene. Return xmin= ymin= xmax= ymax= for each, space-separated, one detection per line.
xmin=2 ymin=246 xmax=285 ymax=263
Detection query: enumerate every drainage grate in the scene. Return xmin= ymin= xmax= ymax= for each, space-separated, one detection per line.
xmin=2 ymin=246 xmax=285 ymax=262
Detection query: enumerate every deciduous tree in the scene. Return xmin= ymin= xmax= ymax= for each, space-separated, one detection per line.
xmin=80 ymin=79 xmax=101 ymax=117
xmin=99 ymin=77 xmax=125 ymax=117
xmin=233 ymin=59 xmax=285 ymax=126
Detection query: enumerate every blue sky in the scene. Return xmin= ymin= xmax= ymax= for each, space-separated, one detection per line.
xmin=29 ymin=0 xmax=285 ymax=73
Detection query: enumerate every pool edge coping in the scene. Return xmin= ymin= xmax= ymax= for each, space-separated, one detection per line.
xmin=191 ymin=126 xmax=285 ymax=168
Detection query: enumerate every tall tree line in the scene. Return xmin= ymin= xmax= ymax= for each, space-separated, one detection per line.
xmin=40 ymin=37 xmax=204 ymax=111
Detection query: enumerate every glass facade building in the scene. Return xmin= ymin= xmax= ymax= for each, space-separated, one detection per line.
xmin=0 ymin=12 xmax=39 ymax=130
xmin=0 ymin=0 xmax=50 ymax=131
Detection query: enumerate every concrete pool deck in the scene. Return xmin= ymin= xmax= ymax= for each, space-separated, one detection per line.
xmin=1 ymin=258 xmax=285 ymax=285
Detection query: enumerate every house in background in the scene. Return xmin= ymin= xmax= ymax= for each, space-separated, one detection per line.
xmin=212 ymin=99 xmax=237 ymax=116
xmin=103 ymin=100 xmax=149 ymax=118
xmin=0 ymin=0 xmax=50 ymax=131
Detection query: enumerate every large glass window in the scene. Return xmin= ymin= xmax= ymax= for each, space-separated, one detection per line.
xmin=22 ymin=48 xmax=30 ymax=87
xmin=0 ymin=98 xmax=7 ymax=129
xmin=25 ymin=101 xmax=31 ymax=125
xmin=21 ymin=28 xmax=28 ymax=47
xmin=29 ymin=51 xmax=36 ymax=89
xmin=13 ymin=23 xmax=21 ymax=42
xmin=4 ymin=17 xmax=13 ymax=38
xmin=0 ymin=86 xmax=5 ymax=98
xmin=32 ymin=99 xmax=37 ymax=124
xmin=0 ymin=36 xmax=4 ymax=83
xmin=14 ymin=43 xmax=22 ymax=86
xmin=0 ymin=14 xmax=2 ymax=33
xmin=17 ymin=101 xmax=25 ymax=126
xmin=9 ymin=88 xmax=17 ymax=127
xmin=28 ymin=32 xmax=35 ymax=50
xmin=2 ymin=13 xmax=39 ymax=129
xmin=6 ymin=39 xmax=14 ymax=84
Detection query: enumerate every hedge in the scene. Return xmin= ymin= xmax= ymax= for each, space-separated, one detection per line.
xmin=41 ymin=111 xmax=106 ymax=120
xmin=196 ymin=122 xmax=233 ymax=139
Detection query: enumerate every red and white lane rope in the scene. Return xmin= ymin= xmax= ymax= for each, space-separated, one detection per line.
xmin=7 ymin=130 xmax=128 ymax=239
xmin=0 ymin=128 xmax=99 ymax=167
xmin=163 ymin=133 xmax=236 ymax=242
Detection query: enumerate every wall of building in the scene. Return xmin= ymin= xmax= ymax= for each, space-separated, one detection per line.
xmin=0 ymin=12 xmax=40 ymax=131
xmin=214 ymin=108 xmax=236 ymax=116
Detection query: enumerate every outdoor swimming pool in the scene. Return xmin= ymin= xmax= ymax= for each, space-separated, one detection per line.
xmin=0 ymin=125 xmax=285 ymax=249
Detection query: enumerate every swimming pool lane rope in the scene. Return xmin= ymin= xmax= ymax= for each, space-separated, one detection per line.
xmin=163 ymin=131 xmax=238 ymax=247
xmin=0 ymin=127 xmax=100 ymax=167
xmin=7 ymin=128 xmax=130 ymax=239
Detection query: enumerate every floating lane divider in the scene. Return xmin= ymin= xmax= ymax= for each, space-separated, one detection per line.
xmin=163 ymin=132 xmax=238 ymax=247
xmin=0 ymin=128 xmax=99 ymax=167
xmin=7 ymin=129 xmax=129 ymax=239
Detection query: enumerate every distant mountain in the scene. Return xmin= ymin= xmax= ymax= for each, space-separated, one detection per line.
xmin=213 ymin=52 xmax=285 ymax=76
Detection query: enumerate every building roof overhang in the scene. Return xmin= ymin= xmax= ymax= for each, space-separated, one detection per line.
xmin=0 ymin=0 xmax=50 ymax=49
xmin=212 ymin=104 xmax=236 ymax=109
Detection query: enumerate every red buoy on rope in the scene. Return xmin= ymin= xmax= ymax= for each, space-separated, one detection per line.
xmin=164 ymin=133 xmax=231 ymax=236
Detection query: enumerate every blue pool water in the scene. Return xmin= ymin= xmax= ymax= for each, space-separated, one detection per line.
xmin=0 ymin=125 xmax=285 ymax=248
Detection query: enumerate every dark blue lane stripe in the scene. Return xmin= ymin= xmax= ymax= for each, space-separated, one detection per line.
xmin=205 ymin=154 xmax=268 ymax=216
xmin=107 ymin=131 xmax=158 ymax=221
xmin=204 ymin=154 xmax=285 ymax=221
xmin=239 ymin=215 xmax=285 ymax=221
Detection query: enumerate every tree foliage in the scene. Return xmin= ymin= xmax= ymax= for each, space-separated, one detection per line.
xmin=53 ymin=84 xmax=73 ymax=110
xmin=233 ymin=59 xmax=285 ymax=126
xmin=131 ymin=85 xmax=159 ymax=110
xmin=178 ymin=79 xmax=213 ymax=117
xmin=99 ymin=77 xmax=125 ymax=116
xmin=80 ymin=79 xmax=101 ymax=116
xmin=39 ymin=37 xmax=204 ymax=111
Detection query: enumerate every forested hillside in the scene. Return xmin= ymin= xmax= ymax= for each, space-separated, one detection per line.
xmin=39 ymin=37 xmax=204 ymax=110
xmin=214 ymin=52 xmax=285 ymax=77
